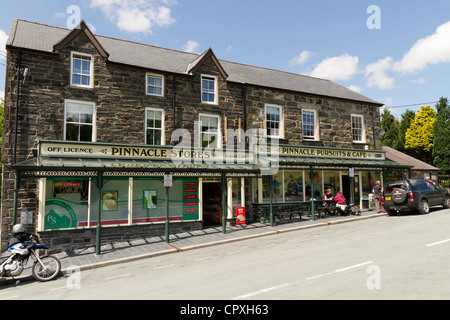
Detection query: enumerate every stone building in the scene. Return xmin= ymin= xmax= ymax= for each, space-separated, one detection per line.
xmin=1 ymin=19 xmax=408 ymax=252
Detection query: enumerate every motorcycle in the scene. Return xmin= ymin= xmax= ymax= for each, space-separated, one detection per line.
xmin=0 ymin=234 xmax=61 ymax=282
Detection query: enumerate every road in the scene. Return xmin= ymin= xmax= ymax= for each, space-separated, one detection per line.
xmin=1 ymin=208 xmax=450 ymax=301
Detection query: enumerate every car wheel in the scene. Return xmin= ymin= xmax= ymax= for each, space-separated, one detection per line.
xmin=443 ymin=196 xmax=450 ymax=209
xmin=418 ymin=199 xmax=429 ymax=214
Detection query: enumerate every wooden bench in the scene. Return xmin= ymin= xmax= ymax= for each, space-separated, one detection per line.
xmin=259 ymin=202 xmax=310 ymax=224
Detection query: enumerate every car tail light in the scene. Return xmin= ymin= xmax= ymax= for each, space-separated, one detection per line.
xmin=381 ymin=196 xmax=385 ymax=205
xmin=410 ymin=191 xmax=414 ymax=202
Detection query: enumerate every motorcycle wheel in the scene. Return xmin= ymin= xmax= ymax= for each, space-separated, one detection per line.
xmin=32 ymin=256 xmax=61 ymax=282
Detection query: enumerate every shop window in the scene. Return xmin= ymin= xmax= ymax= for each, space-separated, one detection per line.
xmin=284 ymin=171 xmax=304 ymax=202
xmin=64 ymin=100 xmax=95 ymax=142
xmin=146 ymin=108 xmax=164 ymax=145
xmin=302 ymin=109 xmax=318 ymax=140
xmin=89 ymin=178 xmax=129 ymax=226
xmin=199 ymin=114 xmax=220 ymax=148
xmin=44 ymin=178 xmax=90 ymax=230
xmin=262 ymin=170 xmax=283 ymax=203
xmin=71 ymin=52 xmax=93 ymax=88
xmin=351 ymin=114 xmax=365 ymax=143
xmin=265 ymin=105 xmax=282 ymax=138
xmin=132 ymin=178 xmax=197 ymax=224
xmin=146 ymin=73 xmax=164 ymax=97
xmin=201 ymin=75 xmax=218 ymax=104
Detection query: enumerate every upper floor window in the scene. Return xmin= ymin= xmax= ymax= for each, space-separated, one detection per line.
xmin=71 ymin=52 xmax=93 ymax=88
xmin=146 ymin=73 xmax=164 ymax=97
xmin=302 ymin=109 xmax=318 ymax=140
xmin=199 ymin=114 xmax=220 ymax=148
xmin=351 ymin=114 xmax=365 ymax=143
xmin=201 ymin=75 xmax=218 ymax=104
xmin=65 ymin=100 xmax=95 ymax=142
xmin=146 ymin=108 xmax=164 ymax=145
xmin=265 ymin=105 xmax=282 ymax=138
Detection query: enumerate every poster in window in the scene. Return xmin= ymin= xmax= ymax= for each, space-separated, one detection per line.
xmin=143 ymin=190 xmax=157 ymax=209
xmin=102 ymin=191 xmax=118 ymax=211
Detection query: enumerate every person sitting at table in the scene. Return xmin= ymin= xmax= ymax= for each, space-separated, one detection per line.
xmin=322 ymin=188 xmax=334 ymax=214
xmin=333 ymin=191 xmax=347 ymax=215
xmin=323 ymin=188 xmax=333 ymax=205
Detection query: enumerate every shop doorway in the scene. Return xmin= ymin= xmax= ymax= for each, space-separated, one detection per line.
xmin=341 ymin=173 xmax=361 ymax=207
xmin=202 ymin=179 xmax=223 ymax=225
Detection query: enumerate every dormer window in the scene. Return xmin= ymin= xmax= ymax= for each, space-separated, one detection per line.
xmin=201 ymin=75 xmax=218 ymax=104
xmin=71 ymin=52 xmax=93 ymax=88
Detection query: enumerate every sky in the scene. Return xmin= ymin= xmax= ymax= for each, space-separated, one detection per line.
xmin=1 ymin=0 xmax=450 ymax=119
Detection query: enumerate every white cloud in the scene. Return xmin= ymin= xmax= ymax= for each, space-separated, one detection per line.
xmin=0 ymin=90 xmax=4 ymax=101
xmin=0 ymin=29 xmax=8 ymax=60
xmin=347 ymin=85 xmax=362 ymax=94
xmin=90 ymin=0 xmax=176 ymax=34
xmin=365 ymin=57 xmax=396 ymax=90
xmin=410 ymin=77 xmax=426 ymax=84
xmin=309 ymin=53 xmax=360 ymax=81
xmin=182 ymin=40 xmax=200 ymax=53
xmin=289 ymin=50 xmax=315 ymax=66
xmin=393 ymin=21 xmax=450 ymax=74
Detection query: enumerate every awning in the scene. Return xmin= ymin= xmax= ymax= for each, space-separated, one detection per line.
xmin=273 ymin=156 xmax=411 ymax=171
xmin=13 ymin=156 xmax=267 ymax=178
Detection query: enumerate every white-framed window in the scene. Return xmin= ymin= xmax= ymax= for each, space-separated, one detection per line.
xmin=146 ymin=73 xmax=164 ymax=97
xmin=302 ymin=109 xmax=318 ymax=140
xmin=201 ymin=75 xmax=218 ymax=104
xmin=70 ymin=52 xmax=93 ymax=88
xmin=145 ymin=108 xmax=164 ymax=145
xmin=64 ymin=100 xmax=95 ymax=142
xmin=351 ymin=114 xmax=365 ymax=143
xmin=265 ymin=104 xmax=283 ymax=138
xmin=199 ymin=113 xmax=220 ymax=148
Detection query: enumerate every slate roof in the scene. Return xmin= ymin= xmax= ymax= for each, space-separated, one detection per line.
xmin=6 ymin=19 xmax=383 ymax=106
xmin=382 ymin=146 xmax=439 ymax=172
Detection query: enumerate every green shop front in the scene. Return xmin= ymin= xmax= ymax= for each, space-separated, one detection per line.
xmin=250 ymin=145 xmax=411 ymax=219
xmin=12 ymin=140 xmax=409 ymax=253
xmin=13 ymin=140 xmax=262 ymax=253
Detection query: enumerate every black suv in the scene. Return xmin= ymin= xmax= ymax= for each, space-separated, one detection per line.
xmin=382 ymin=179 xmax=450 ymax=215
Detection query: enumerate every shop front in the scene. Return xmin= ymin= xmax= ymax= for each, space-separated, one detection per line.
xmin=12 ymin=140 xmax=262 ymax=252
xmin=252 ymin=145 xmax=411 ymax=215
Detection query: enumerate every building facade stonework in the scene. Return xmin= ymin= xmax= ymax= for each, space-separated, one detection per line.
xmin=1 ymin=19 xmax=402 ymax=252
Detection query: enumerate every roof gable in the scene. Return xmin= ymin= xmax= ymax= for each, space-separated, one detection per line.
xmin=186 ymin=48 xmax=228 ymax=79
xmin=53 ymin=20 xmax=109 ymax=58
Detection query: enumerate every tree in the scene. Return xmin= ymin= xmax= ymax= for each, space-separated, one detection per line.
xmin=395 ymin=109 xmax=415 ymax=151
xmin=380 ymin=108 xmax=399 ymax=148
xmin=433 ymin=97 xmax=450 ymax=174
xmin=405 ymin=106 xmax=436 ymax=164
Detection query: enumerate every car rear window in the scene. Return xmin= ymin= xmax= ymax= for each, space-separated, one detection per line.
xmin=386 ymin=182 xmax=407 ymax=193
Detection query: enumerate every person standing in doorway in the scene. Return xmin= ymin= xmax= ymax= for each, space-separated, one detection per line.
xmin=373 ymin=181 xmax=385 ymax=213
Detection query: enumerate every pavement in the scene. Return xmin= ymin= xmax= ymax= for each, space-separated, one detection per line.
xmin=0 ymin=210 xmax=386 ymax=285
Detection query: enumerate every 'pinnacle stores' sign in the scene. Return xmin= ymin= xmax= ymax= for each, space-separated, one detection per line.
xmin=38 ymin=141 xmax=254 ymax=163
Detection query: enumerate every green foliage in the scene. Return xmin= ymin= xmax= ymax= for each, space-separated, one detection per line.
xmin=405 ymin=106 xmax=436 ymax=164
xmin=395 ymin=109 xmax=415 ymax=151
xmin=380 ymin=108 xmax=399 ymax=148
xmin=433 ymin=97 xmax=450 ymax=174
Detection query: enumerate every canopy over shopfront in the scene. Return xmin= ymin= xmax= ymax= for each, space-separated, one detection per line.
xmin=12 ymin=140 xmax=410 ymax=254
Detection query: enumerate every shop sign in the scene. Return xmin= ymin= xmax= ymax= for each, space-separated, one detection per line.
xmin=277 ymin=146 xmax=385 ymax=160
xmin=236 ymin=207 xmax=246 ymax=226
xmin=39 ymin=141 xmax=253 ymax=163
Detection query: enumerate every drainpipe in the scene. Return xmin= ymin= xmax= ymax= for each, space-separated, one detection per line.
xmin=173 ymin=75 xmax=176 ymax=132
xmin=11 ymin=169 xmax=20 ymax=231
xmin=13 ymin=49 xmax=21 ymax=165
